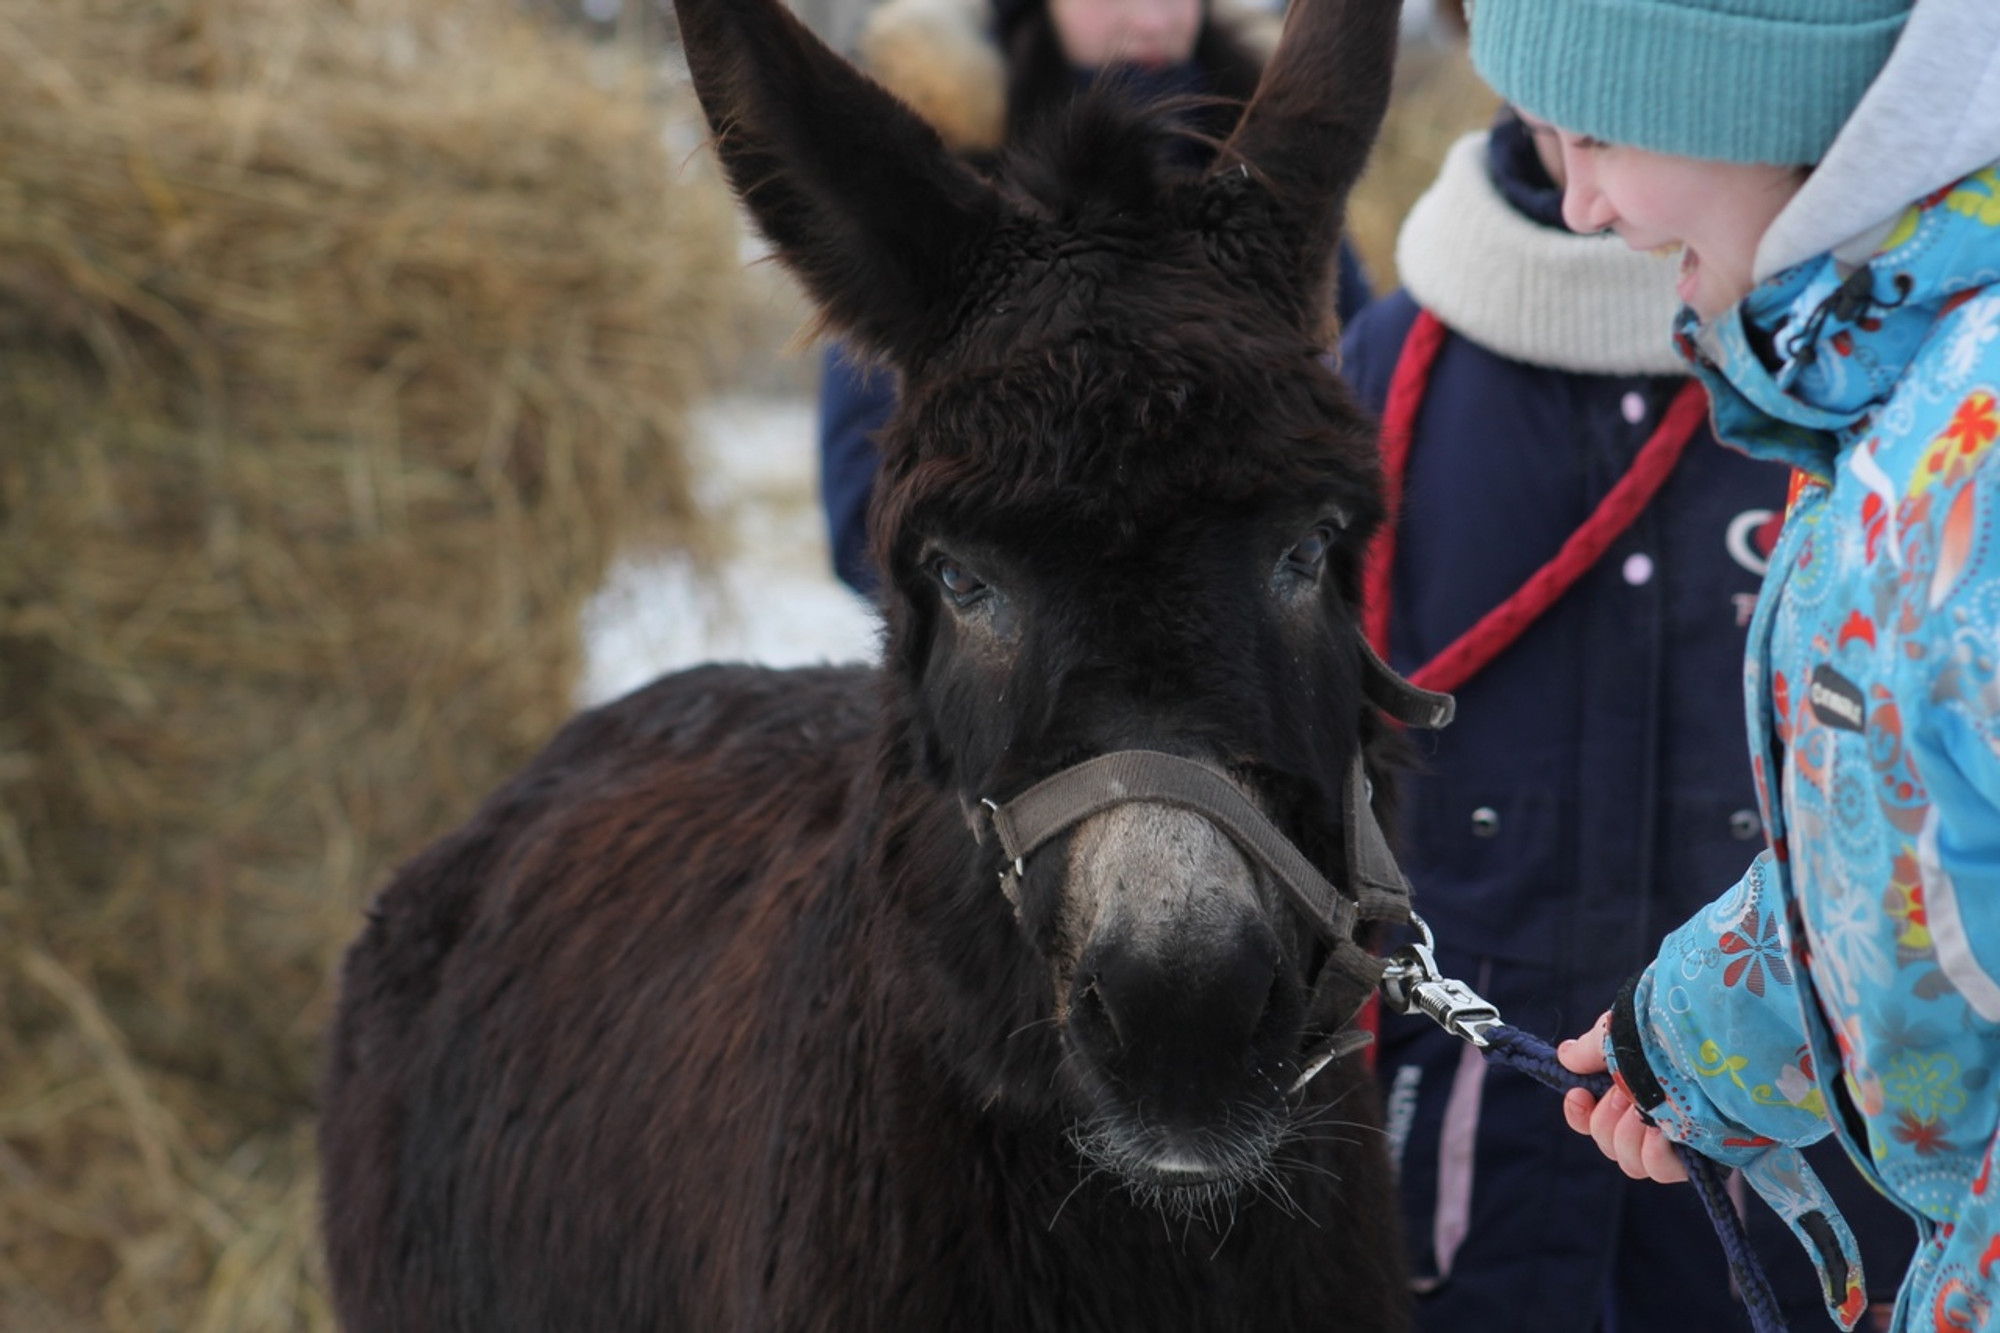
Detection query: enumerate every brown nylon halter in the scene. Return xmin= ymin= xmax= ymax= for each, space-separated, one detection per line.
xmin=972 ymin=642 xmax=1454 ymax=1063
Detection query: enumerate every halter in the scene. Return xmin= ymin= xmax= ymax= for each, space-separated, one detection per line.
xmin=970 ymin=639 xmax=1455 ymax=1090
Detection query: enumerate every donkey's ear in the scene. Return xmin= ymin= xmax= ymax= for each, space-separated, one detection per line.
xmin=674 ymin=0 xmax=1007 ymax=361
xmin=1205 ymin=0 xmax=1400 ymax=327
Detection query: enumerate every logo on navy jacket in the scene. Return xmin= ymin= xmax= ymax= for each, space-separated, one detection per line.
xmin=1726 ymin=508 xmax=1784 ymax=625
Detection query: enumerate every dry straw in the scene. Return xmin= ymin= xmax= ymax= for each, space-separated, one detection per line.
xmin=0 ymin=0 xmax=741 ymax=1326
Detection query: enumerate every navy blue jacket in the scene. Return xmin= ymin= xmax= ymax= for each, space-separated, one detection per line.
xmin=819 ymin=242 xmax=1373 ymax=596
xmin=1343 ymin=288 xmax=1914 ymax=1333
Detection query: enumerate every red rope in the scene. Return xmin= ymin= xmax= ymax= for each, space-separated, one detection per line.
xmin=1363 ymin=310 xmax=1710 ymax=698
xmin=1363 ymin=309 xmax=1448 ymax=659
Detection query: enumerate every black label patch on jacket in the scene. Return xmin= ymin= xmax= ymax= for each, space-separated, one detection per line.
xmin=1808 ymin=664 xmax=1866 ymax=733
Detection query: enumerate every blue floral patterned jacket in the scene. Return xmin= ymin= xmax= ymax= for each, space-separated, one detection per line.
xmin=1611 ymin=168 xmax=2000 ymax=1333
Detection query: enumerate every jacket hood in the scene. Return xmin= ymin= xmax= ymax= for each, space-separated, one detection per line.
xmin=1756 ymin=0 xmax=2000 ymax=280
xmin=1690 ymin=165 xmax=2000 ymax=475
xmin=854 ymin=0 xmax=1280 ymax=155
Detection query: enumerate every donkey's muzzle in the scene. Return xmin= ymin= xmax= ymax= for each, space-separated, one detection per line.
xmin=1069 ymin=911 xmax=1296 ymax=1128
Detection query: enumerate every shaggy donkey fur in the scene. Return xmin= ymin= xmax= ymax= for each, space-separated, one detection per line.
xmin=318 ymin=0 xmax=1413 ymax=1328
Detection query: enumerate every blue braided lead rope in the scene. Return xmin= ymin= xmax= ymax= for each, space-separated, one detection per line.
xmin=1481 ymin=1023 xmax=1791 ymax=1333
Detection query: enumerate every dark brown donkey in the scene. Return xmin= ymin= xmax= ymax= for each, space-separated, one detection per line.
xmin=318 ymin=0 xmax=1424 ymax=1327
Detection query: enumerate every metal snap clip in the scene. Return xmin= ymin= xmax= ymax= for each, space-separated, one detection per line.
xmin=1380 ymin=913 xmax=1502 ymax=1048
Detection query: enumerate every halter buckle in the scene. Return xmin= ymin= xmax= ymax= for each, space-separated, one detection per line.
xmin=979 ymin=797 xmax=1026 ymax=890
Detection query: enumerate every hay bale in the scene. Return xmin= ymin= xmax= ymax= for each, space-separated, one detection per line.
xmin=0 ymin=0 xmax=741 ymax=1326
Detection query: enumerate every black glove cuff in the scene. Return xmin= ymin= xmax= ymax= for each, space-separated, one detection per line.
xmin=1609 ymin=973 xmax=1669 ymax=1124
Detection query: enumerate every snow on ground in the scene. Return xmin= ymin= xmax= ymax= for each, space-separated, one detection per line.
xmin=577 ymin=394 xmax=882 ymax=708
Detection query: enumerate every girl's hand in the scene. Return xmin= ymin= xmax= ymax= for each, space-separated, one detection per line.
xmin=1557 ymin=1011 xmax=1688 ymax=1184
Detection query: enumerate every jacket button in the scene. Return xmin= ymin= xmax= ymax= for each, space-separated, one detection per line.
xmin=1470 ymin=807 xmax=1501 ymax=838
xmin=1730 ymin=809 xmax=1762 ymax=840
xmin=1621 ymin=391 xmax=1647 ymax=424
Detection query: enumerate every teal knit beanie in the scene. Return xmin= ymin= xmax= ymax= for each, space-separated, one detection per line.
xmin=1469 ymin=0 xmax=1912 ymax=165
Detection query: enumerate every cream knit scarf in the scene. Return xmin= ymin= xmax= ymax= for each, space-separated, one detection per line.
xmin=1394 ymin=132 xmax=1689 ymax=376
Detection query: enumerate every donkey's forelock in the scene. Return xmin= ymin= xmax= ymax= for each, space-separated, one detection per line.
xmin=889 ymin=90 xmax=1298 ymax=378
xmin=868 ymin=134 xmax=1390 ymax=562
xmin=995 ymin=85 xmax=1210 ymax=229
xmin=876 ymin=329 xmax=1384 ymax=555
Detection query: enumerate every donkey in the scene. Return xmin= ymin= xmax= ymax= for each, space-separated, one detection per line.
xmin=318 ymin=0 xmax=1436 ymax=1328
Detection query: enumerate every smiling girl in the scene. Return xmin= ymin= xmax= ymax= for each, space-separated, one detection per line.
xmin=1465 ymin=0 xmax=2000 ymax=1329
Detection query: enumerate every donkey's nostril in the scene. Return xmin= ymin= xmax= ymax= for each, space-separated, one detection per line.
xmin=1253 ymin=962 xmax=1288 ymax=1045
xmin=1073 ymin=973 xmax=1124 ymax=1046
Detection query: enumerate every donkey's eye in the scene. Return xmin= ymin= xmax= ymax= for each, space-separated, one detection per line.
xmin=1284 ymin=526 xmax=1334 ymax=577
xmin=931 ymin=556 xmax=990 ymax=606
